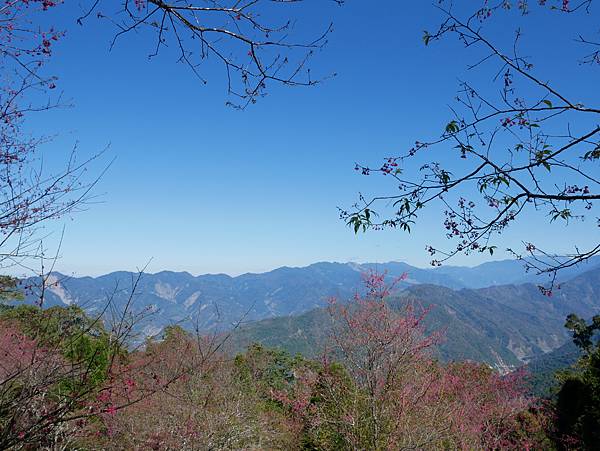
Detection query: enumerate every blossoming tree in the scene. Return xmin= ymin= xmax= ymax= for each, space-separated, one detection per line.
xmin=343 ymin=0 xmax=599 ymax=291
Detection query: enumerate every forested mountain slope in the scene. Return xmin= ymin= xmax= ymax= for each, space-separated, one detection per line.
xmin=19 ymin=262 xmax=600 ymax=371
xmin=229 ymin=268 xmax=600 ymax=371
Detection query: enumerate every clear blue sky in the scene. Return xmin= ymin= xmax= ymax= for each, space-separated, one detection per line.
xmin=25 ymin=1 xmax=599 ymax=276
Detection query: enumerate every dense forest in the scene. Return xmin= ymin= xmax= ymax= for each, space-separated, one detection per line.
xmin=1 ymin=273 xmax=599 ymax=449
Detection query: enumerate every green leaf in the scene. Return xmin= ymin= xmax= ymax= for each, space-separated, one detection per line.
xmin=550 ymin=208 xmax=571 ymax=222
xmin=498 ymin=176 xmax=510 ymax=187
xmin=422 ymin=31 xmax=431 ymax=46
xmin=583 ymin=146 xmax=600 ymax=161
xmin=440 ymin=171 xmax=451 ymax=185
xmin=542 ymin=99 xmax=553 ymax=108
xmin=445 ymin=120 xmax=459 ymax=133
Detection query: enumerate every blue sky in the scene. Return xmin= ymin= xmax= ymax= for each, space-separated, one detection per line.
xmin=24 ymin=1 xmax=599 ymax=276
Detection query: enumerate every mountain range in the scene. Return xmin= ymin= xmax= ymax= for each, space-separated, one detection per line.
xmin=19 ymin=258 xmax=600 ymax=371
xmin=229 ymin=267 xmax=600 ymax=371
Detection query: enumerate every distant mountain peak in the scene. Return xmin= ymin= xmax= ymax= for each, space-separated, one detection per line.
xmin=17 ymin=258 xmax=600 ymax=373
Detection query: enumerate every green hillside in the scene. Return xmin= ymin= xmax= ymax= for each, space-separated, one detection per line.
xmin=229 ymin=269 xmax=600 ymax=372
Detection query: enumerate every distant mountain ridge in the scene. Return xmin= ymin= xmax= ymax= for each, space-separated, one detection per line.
xmin=228 ymin=267 xmax=600 ymax=372
xmin=23 ymin=258 xmax=600 ymax=330
xmin=17 ymin=258 xmax=600 ymax=371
